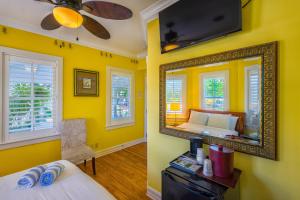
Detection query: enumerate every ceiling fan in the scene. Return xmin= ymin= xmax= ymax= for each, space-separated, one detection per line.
xmin=35 ymin=0 xmax=133 ymax=40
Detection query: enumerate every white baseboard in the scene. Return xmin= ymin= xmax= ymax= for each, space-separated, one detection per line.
xmin=147 ymin=186 xmax=161 ymax=200
xmin=95 ymin=137 xmax=146 ymax=158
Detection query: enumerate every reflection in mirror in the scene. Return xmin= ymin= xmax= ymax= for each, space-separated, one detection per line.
xmin=165 ymin=56 xmax=262 ymax=145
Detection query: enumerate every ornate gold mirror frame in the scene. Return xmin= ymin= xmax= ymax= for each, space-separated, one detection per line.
xmin=159 ymin=42 xmax=278 ymax=160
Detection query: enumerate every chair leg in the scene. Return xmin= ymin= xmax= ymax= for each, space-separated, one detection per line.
xmin=92 ymin=157 xmax=96 ymax=175
xmin=84 ymin=160 xmax=87 ymax=166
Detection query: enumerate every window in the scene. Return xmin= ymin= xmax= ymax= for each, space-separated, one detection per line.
xmin=0 ymin=47 xmax=62 ymax=147
xmin=245 ymin=66 xmax=260 ymax=131
xmin=166 ymin=75 xmax=186 ymax=114
xmin=200 ymin=71 xmax=229 ymax=111
xmin=106 ymin=66 xmax=135 ymax=129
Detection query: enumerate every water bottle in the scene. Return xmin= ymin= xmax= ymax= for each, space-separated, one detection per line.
xmin=203 ymin=156 xmax=213 ymax=177
xmin=196 ymin=148 xmax=205 ymax=165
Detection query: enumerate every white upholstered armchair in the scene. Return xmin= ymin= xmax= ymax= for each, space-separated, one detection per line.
xmin=60 ymin=119 xmax=96 ymax=175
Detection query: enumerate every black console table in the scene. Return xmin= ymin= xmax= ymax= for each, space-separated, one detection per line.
xmin=162 ymin=167 xmax=240 ymax=200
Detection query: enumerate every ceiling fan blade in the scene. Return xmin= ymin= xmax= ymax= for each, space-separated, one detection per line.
xmin=34 ymin=0 xmax=57 ymax=5
xmin=82 ymin=15 xmax=110 ymax=39
xmin=82 ymin=1 xmax=132 ymax=20
xmin=68 ymin=0 xmax=82 ymax=5
xmin=41 ymin=13 xmax=61 ymax=30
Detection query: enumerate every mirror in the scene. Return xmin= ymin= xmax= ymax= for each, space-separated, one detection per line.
xmin=160 ymin=42 xmax=277 ymax=160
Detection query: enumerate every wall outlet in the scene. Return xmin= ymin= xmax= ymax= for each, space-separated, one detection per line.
xmin=95 ymin=143 xmax=99 ymax=148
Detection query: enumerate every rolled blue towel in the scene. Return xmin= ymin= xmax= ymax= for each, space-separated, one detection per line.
xmin=17 ymin=165 xmax=46 ymax=188
xmin=39 ymin=162 xmax=65 ymax=187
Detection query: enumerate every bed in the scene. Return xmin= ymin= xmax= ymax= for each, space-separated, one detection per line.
xmin=176 ymin=109 xmax=245 ymax=138
xmin=0 ymin=160 xmax=116 ymax=200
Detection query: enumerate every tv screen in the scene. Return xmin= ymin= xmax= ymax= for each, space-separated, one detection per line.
xmin=159 ymin=0 xmax=242 ymax=53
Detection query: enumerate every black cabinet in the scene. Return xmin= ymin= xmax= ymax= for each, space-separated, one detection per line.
xmin=162 ymin=167 xmax=240 ymax=200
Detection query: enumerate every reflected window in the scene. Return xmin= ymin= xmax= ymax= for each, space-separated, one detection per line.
xmin=245 ymin=66 xmax=260 ymax=132
xmin=166 ymin=75 xmax=186 ymax=114
xmin=201 ymin=71 xmax=229 ymax=111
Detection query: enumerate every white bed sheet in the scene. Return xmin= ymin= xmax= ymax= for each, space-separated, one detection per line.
xmin=176 ymin=122 xmax=239 ymax=138
xmin=0 ymin=160 xmax=116 ymax=200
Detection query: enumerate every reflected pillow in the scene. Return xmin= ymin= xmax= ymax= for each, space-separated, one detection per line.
xmin=207 ymin=114 xmax=231 ymax=130
xmin=189 ymin=111 xmax=209 ymax=125
xmin=229 ymin=116 xmax=239 ymax=131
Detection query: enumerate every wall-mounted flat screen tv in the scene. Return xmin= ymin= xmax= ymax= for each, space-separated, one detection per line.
xmin=159 ymin=0 xmax=242 ymax=53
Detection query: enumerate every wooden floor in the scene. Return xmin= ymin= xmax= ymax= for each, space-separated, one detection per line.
xmin=78 ymin=142 xmax=149 ymax=200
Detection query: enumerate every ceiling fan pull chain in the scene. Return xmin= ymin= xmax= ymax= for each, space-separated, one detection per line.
xmin=76 ymin=15 xmax=80 ymax=41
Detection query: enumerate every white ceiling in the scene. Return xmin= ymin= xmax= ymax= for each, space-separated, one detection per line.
xmin=0 ymin=0 xmax=158 ymax=57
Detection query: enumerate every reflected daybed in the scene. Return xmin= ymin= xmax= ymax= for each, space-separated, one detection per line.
xmin=176 ymin=109 xmax=245 ymax=138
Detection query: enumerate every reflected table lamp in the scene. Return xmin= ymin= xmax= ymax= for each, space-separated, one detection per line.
xmin=170 ymin=102 xmax=181 ymax=126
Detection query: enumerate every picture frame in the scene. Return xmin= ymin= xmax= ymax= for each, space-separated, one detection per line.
xmin=74 ymin=69 xmax=99 ymax=96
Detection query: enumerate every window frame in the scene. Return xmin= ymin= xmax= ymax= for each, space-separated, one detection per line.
xmin=0 ymin=46 xmax=63 ymax=149
xmin=244 ymin=65 xmax=261 ymax=129
xmin=200 ymin=70 xmax=229 ymax=111
xmin=166 ymin=74 xmax=187 ymax=115
xmin=106 ymin=66 xmax=135 ymax=130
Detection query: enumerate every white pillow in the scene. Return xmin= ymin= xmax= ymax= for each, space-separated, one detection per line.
xmin=229 ymin=116 xmax=239 ymax=131
xmin=189 ymin=111 xmax=209 ymax=125
xmin=207 ymin=114 xmax=231 ymax=130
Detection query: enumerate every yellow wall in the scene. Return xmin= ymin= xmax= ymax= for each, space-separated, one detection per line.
xmin=0 ymin=26 xmax=145 ymax=175
xmin=147 ymin=0 xmax=300 ymax=200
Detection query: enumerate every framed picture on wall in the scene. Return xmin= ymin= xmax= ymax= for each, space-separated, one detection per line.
xmin=74 ymin=69 xmax=99 ymax=96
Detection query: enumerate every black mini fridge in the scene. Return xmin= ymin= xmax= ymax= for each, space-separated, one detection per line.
xmin=162 ymin=167 xmax=239 ymax=200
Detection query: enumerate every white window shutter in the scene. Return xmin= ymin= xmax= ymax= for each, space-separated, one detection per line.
xmin=166 ymin=78 xmax=184 ymax=114
xmin=8 ymin=56 xmax=57 ymax=134
xmin=246 ymin=67 xmax=260 ymax=131
xmin=111 ymin=74 xmax=131 ymax=120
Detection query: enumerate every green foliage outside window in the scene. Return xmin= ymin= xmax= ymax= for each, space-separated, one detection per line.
xmin=9 ymin=83 xmax=52 ymax=132
xmin=204 ymin=79 xmax=224 ymax=98
xmin=204 ymin=78 xmax=225 ymax=110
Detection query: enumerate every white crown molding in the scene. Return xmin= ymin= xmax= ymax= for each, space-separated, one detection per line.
xmin=0 ymin=15 xmax=137 ymax=58
xmin=140 ymin=0 xmax=179 ymax=43
xmin=137 ymin=50 xmax=148 ymax=59
xmin=139 ymin=0 xmax=179 ymax=57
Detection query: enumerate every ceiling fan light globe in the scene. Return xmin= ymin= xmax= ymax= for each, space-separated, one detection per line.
xmin=53 ymin=6 xmax=83 ymax=29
